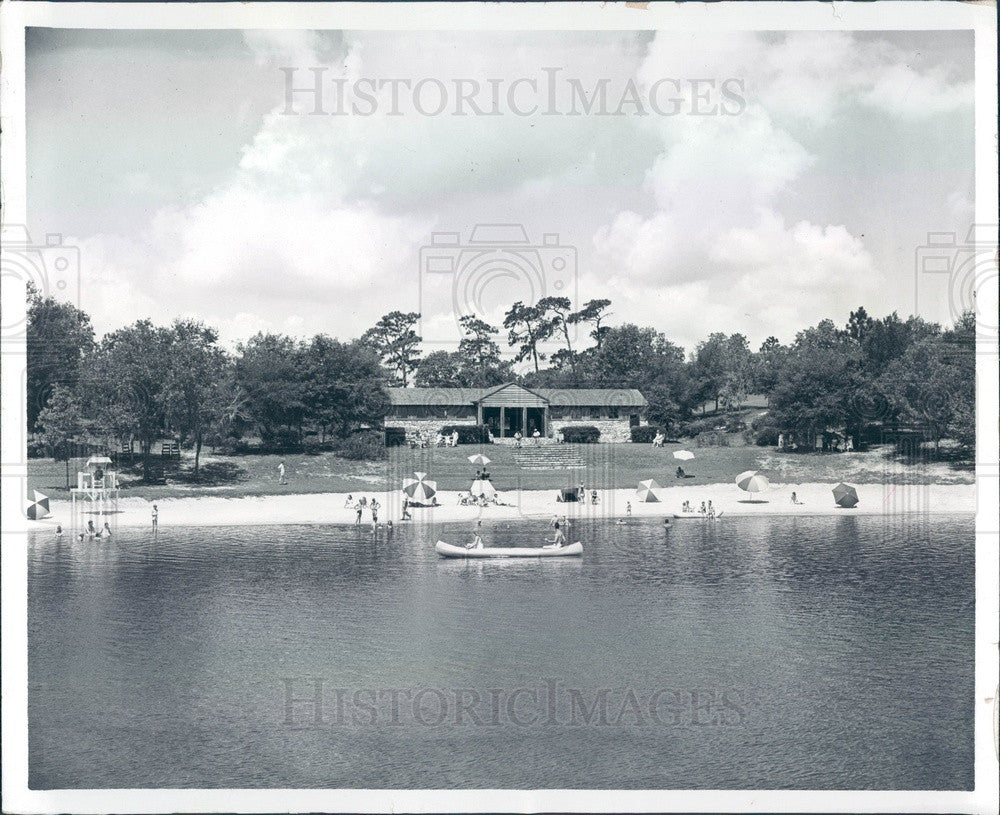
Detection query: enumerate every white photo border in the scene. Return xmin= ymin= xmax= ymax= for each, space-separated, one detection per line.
xmin=1 ymin=2 xmax=996 ymax=813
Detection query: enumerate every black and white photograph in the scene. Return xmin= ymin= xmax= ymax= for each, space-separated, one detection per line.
xmin=0 ymin=2 xmax=997 ymax=813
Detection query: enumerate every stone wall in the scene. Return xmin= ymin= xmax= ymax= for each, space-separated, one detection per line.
xmin=387 ymin=418 xmax=478 ymax=440
xmin=387 ymin=416 xmax=640 ymax=443
xmin=551 ymin=419 xmax=635 ymax=444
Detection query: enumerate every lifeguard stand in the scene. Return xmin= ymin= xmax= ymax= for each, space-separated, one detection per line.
xmin=70 ymin=455 xmax=121 ymax=527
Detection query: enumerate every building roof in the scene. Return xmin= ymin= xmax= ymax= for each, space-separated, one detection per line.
xmin=386 ymin=384 xmax=647 ymax=407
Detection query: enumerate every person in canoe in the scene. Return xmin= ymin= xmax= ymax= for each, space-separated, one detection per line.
xmin=543 ymin=521 xmax=566 ymax=549
xmin=466 ymin=521 xmax=485 ymax=550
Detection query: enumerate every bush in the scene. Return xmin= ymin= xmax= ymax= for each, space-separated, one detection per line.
xmin=441 ymin=424 xmax=492 ymax=444
xmin=630 ymin=425 xmax=661 ymax=443
xmin=260 ymin=427 xmax=301 ymax=453
xmin=560 ymin=424 xmax=601 ymax=444
xmin=335 ymin=431 xmax=387 ymax=461
xmin=384 ymin=426 xmax=407 ymax=447
xmin=677 ymin=416 xmax=725 ymax=438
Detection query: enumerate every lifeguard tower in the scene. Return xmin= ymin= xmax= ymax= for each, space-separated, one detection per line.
xmin=70 ymin=455 xmax=121 ymax=526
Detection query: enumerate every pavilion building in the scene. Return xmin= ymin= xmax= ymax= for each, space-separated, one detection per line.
xmin=385 ymin=382 xmax=648 ymax=443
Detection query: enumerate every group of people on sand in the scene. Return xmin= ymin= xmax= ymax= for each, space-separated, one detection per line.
xmin=348 ymin=495 xmax=384 ymax=530
xmin=680 ymin=499 xmax=718 ymax=518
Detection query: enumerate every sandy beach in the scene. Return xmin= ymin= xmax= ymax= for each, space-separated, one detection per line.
xmin=27 ymin=481 xmax=976 ymax=531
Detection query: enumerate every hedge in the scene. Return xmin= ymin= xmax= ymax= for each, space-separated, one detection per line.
xmin=560 ymin=424 xmax=601 ymax=444
xmin=336 ymin=431 xmax=387 ymax=460
xmin=441 ymin=424 xmax=492 ymax=444
xmin=384 ymin=426 xmax=407 ymax=447
xmin=630 ymin=426 xmax=661 ymax=443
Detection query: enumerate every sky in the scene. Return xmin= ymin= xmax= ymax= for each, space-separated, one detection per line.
xmin=25 ymin=27 xmax=975 ymax=358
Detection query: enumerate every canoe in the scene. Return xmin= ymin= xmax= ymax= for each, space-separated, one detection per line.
xmin=671 ymin=512 xmax=725 ymax=520
xmin=435 ymin=541 xmax=583 ymax=559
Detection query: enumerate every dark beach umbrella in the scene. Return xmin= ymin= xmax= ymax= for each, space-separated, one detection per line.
xmin=832 ymin=482 xmax=859 ymax=508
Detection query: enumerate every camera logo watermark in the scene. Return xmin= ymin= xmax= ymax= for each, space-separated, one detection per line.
xmin=281 ymin=678 xmax=748 ymax=729
xmin=915 ymin=223 xmax=998 ymax=346
xmin=1 ymin=224 xmax=81 ymax=343
xmin=419 ymin=223 xmax=577 ymax=343
xmin=280 ymin=68 xmax=746 ymax=118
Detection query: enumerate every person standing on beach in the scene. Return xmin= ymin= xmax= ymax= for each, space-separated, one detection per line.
xmin=355 ymin=502 xmax=363 ymax=526
xmin=371 ymin=500 xmax=379 ymax=525
xmin=402 ymin=496 xmax=411 ymax=520
xmin=626 ymin=501 xmax=632 ymax=517
xmin=151 ymin=505 xmax=158 ymax=531
xmin=278 ymin=461 xmax=286 ymax=485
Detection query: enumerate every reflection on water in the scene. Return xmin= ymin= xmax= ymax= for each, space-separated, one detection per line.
xmin=29 ymin=515 xmax=973 ymax=789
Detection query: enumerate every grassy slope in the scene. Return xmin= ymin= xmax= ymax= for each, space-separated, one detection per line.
xmin=27 ymin=440 xmax=973 ymax=500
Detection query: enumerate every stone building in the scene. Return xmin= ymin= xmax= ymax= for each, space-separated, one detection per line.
xmin=386 ymin=382 xmax=648 ymax=443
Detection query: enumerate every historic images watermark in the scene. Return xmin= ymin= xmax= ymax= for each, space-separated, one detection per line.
xmin=914 ymin=223 xmax=998 ymax=347
xmin=281 ymin=678 xmax=748 ymax=729
xmin=280 ymin=68 xmax=746 ymax=118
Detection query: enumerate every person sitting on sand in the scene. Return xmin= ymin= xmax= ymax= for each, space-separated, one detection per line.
xmin=543 ymin=521 xmax=566 ymax=549
xmin=344 ymin=494 xmax=354 ymax=508
xmin=591 ymin=489 xmax=599 ymax=505
xmin=626 ymin=501 xmax=632 ymax=517
xmin=682 ymin=500 xmax=691 ymax=512
xmin=676 ymin=466 xmax=685 ymax=479
xmin=791 ymin=491 xmax=802 ymax=505
xmin=431 ymin=496 xmax=439 ymax=507
xmin=466 ymin=521 xmax=485 ymax=550
xmin=103 ymin=522 xmax=112 ymax=537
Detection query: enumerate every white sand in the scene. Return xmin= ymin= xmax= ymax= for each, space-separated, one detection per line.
xmin=28 ymin=481 xmax=976 ymax=531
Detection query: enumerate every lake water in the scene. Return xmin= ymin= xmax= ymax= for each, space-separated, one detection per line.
xmin=28 ymin=514 xmax=974 ymax=789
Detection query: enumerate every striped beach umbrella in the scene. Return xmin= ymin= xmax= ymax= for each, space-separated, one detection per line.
xmin=635 ymin=479 xmax=661 ymax=502
xmin=736 ymin=470 xmax=770 ymax=494
xmin=832 ymin=482 xmax=859 ymax=508
xmin=26 ymin=490 xmax=51 ymax=520
xmin=402 ymin=472 xmax=437 ymax=502
xmin=672 ymin=450 xmax=695 ymax=461
xmin=467 ymin=454 xmax=491 ymax=466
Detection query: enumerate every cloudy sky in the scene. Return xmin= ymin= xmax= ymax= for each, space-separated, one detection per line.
xmin=26 ymin=27 xmax=974 ymax=356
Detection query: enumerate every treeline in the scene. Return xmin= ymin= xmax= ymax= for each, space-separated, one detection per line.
xmin=27 ymin=286 xmax=388 ymax=480
xmin=28 ymin=282 xmax=976 ymax=482
xmin=370 ymin=300 xmax=975 ymax=452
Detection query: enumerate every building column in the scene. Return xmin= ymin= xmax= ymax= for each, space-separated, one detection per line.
xmin=544 ymin=407 xmax=549 ymax=437
xmin=476 ymin=403 xmax=482 ymax=424
xmin=522 ymin=407 xmax=527 ymax=436
xmin=499 ymin=406 xmax=505 ymax=438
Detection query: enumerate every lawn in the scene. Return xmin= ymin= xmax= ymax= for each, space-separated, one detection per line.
xmin=27 ymin=439 xmax=973 ymax=500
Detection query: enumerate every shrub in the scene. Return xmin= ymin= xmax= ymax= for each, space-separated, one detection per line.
xmin=260 ymin=427 xmax=301 ymax=453
xmin=441 ymin=424 xmax=492 ymax=444
xmin=335 ymin=431 xmax=387 ymax=461
xmin=560 ymin=424 xmax=601 ymax=444
xmin=753 ymin=426 xmax=780 ymax=447
xmin=384 ymin=426 xmax=407 ymax=447
xmin=630 ymin=425 xmax=661 ymax=443
xmin=677 ymin=416 xmax=724 ymax=438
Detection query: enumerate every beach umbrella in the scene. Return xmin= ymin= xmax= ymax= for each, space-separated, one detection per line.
xmin=672 ymin=450 xmax=695 ymax=461
xmin=26 ymin=490 xmax=50 ymax=520
xmin=736 ymin=470 xmax=770 ymax=493
xmin=467 ymin=454 xmax=491 ymax=466
xmin=832 ymin=482 xmax=859 ymax=508
xmin=402 ymin=472 xmax=437 ymax=502
xmin=470 ymin=479 xmax=497 ymax=500
xmin=635 ymin=479 xmax=661 ymax=502
xmin=86 ymin=455 xmax=113 ymax=467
